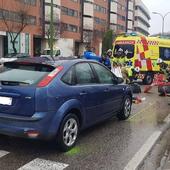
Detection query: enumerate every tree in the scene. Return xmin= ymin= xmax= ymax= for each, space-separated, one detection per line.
xmin=44 ymin=2 xmax=64 ymax=57
xmin=45 ymin=23 xmax=62 ymax=49
xmin=1 ymin=0 xmax=31 ymax=53
xmin=102 ymin=30 xmax=116 ymax=54
xmin=82 ymin=28 xmax=106 ymax=52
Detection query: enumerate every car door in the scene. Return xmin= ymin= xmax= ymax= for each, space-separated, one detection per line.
xmin=74 ymin=62 xmax=103 ymax=125
xmin=91 ymin=63 xmax=124 ymax=117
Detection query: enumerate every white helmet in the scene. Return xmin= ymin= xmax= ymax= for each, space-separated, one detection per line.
xmin=107 ymin=49 xmax=112 ymax=54
xmin=134 ymin=67 xmax=140 ymax=73
xmin=157 ymin=58 xmax=163 ymax=64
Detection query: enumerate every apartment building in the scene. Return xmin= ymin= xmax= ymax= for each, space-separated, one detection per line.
xmin=80 ymin=0 xmax=109 ymax=55
xmin=127 ymin=0 xmax=135 ymax=32
xmin=41 ymin=0 xmax=150 ymax=56
xmin=43 ymin=0 xmax=81 ymax=56
xmin=134 ymin=0 xmax=150 ymax=36
xmin=109 ymin=0 xmax=134 ymax=33
xmin=0 ymin=0 xmax=42 ymax=57
xmin=0 ymin=0 xmax=150 ymax=57
xmin=43 ymin=0 xmax=109 ymax=56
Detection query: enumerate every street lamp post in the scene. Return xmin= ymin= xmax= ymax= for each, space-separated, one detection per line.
xmin=152 ymin=12 xmax=170 ymax=35
xmin=50 ymin=0 xmax=54 ymax=58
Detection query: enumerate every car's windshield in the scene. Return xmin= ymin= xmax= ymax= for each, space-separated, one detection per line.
xmin=113 ymin=44 xmax=134 ymax=58
xmin=0 ymin=63 xmax=55 ymax=86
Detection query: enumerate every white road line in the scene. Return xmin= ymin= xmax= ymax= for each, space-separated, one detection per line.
xmin=124 ymin=131 xmax=162 ymax=170
xmin=163 ymin=113 xmax=170 ymax=123
xmin=0 ymin=150 xmax=9 ymax=158
xmin=18 ymin=158 xmax=69 ymax=170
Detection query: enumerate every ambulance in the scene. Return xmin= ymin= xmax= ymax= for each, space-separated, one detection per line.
xmin=112 ymin=33 xmax=170 ymax=84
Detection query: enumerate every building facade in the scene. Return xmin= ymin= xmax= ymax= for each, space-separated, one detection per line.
xmin=0 ymin=0 xmax=151 ymax=57
xmin=109 ymin=0 xmax=135 ymax=34
xmin=81 ymin=0 xmax=109 ymax=55
xmin=134 ymin=0 xmax=150 ymax=36
xmin=43 ymin=0 xmax=109 ymax=56
xmin=0 ymin=0 xmax=42 ymax=57
xmin=43 ymin=0 xmax=82 ymax=56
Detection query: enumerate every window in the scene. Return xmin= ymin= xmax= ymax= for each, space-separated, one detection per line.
xmin=114 ymin=44 xmax=134 ymax=59
xmin=94 ymin=4 xmax=107 ymax=14
xmin=0 ymin=9 xmax=36 ymax=25
xmin=16 ymin=0 xmax=37 ymax=6
xmin=94 ymin=17 xmax=106 ymax=25
xmin=0 ymin=63 xmax=54 ymax=86
xmin=70 ymin=0 xmax=78 ymax=2
xmin=75 ymin=63 xmax=95 ymax=85
xmin=62 ymin=67 xmax=75 ymax=85
xmin=160 ymin=47 xmax=170 ymax=61
xmin=61 ymin=7 xmax=78 ymax=17
xmin=92 ymin=63 xmax=114 ymax=84
xmin=62 ymin=23 xmax=78 ymax=32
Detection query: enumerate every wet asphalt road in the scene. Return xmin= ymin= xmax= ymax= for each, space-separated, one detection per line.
xmin=0 ymin=87 xmax=169 ymax=170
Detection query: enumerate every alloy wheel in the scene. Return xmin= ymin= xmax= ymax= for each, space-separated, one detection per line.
xmin=124 ymin=98 xmax=131 ymax=117
xmin=63 ymin=118 xmax=78 ymax=147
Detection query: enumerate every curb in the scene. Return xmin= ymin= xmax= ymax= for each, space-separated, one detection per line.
xmin=124 ymin=113 xmax=170 ymax=170
xmin=157 ymin=149 xmax=169 ymax=170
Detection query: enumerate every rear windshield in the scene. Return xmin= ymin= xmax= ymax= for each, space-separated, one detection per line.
xmin=0 ymin=63 xmax=55 ymax=86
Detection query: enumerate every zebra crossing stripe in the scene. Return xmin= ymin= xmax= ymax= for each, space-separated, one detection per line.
xmin=0 ymin=150 xmax=9 ymax=158
xmin=18 ymin=158 xmax=69 ymax=170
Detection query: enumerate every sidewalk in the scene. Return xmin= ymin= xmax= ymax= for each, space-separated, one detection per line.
xmin=163 ymin=155 xmax=170 ymax=170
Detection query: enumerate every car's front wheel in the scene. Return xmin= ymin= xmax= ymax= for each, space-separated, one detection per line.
xmin=56 ymin=114 xmax=79 ymax=152
xmin=117 ymin=96 xmax=132 ymax=120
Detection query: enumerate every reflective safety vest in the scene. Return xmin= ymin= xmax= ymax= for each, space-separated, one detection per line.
xmin=112 ymin=57 xmax=127 ymax=64
xmin=126 ymin=66 xmax=133 ymax=77
xmin=119 ymin=57 xmax=127 ymax=64
xmin=111 ymin=57 xmax=119 ymax=63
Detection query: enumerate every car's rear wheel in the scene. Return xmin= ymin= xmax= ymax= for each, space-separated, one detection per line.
xmin=117 ymin=96 xmax=132 ymax=120
xmin=56 ymin=114 xmax=79 ymax=152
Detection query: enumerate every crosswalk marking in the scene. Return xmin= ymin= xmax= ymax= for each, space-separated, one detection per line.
xmin=0 ymin=150 xmax=9 ymax=158
xmin=18 ymin=158 xmax=69 ymax=170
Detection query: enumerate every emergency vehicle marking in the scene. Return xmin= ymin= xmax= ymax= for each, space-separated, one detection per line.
xmin=148 ymin=41 xmax=159 ymax=45
xmin=115 ymin=40 xmax=135 ymax=45
xmin=137 ymin=40 xmax=159 ymax=46
xmin=113 ymin=34 xmax=170 ymax=79
xmin=136 ymin=39 xmax=153 ymax=71
xmin=141 ymin=36 xmax=149 ymax=51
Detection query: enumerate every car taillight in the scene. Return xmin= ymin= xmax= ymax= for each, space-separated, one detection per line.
xmin=37 ymin=66 xmax=63 ymax=87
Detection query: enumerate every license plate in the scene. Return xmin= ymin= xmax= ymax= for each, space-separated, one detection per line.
xmin=0 ymin=96 xmax=12 ymax=106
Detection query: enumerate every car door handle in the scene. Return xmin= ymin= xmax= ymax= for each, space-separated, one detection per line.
xmin=80 ymin=92 xmax=87 ymax=96
xmin=104 ymin=89 xmax=110 ymax=92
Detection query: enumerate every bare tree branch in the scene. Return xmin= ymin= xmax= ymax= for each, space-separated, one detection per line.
xmin=1 ymin=0 xmax=31 ymax=53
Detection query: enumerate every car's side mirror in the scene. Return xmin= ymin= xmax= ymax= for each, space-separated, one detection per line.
xmin=117 ymin=77 xmax=124 ymax=84
xmin=113 ymin=77 xmax=124 ymax=84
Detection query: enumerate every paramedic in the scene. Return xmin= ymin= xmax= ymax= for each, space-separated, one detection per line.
xmin=99 ymin=53 xmax=111 ymax=70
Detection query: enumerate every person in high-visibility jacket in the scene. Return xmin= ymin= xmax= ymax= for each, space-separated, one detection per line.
xmin=119 ymin=56 xmax=128 ymax=65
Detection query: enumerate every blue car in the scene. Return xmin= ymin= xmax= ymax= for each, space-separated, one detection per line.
xmin=0 ymin=58 xmax=132 ymax=151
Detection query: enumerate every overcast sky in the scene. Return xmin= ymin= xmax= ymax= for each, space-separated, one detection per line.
xmin=142 ymin=0 xmax=170 ymax=35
